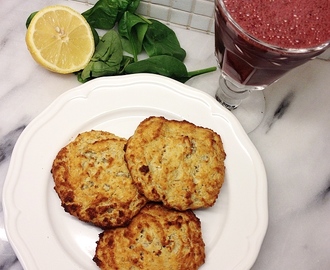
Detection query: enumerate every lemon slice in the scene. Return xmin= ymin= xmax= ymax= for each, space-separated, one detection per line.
xmin=26 ymin=5 xmax=95 ymax=74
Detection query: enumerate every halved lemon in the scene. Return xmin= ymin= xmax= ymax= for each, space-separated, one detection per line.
xmin=26 ymin=5 xmax=95 ymax=74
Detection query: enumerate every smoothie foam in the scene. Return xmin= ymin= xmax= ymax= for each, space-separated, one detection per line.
xmin=223 ymin=0 xmax=330 ymax=48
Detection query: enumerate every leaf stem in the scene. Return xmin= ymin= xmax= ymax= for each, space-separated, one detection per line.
xmin=187 ymin=66 xmax=217 ymax=78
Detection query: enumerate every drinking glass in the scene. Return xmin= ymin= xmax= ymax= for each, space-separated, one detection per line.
xmin=214 ymin=0 xmax=330 ymax=132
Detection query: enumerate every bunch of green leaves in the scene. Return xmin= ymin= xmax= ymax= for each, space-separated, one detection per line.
xmin=26 ymin=0 xmax=216 ymax=83
xmin=82 ymin=10 xmax=215 ymax=82
xmin=119 ymin=18 xmax=216 ymax=82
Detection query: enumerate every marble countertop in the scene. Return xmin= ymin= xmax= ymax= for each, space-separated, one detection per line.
xmin=1 ymin=0 xmax=330 ymax=269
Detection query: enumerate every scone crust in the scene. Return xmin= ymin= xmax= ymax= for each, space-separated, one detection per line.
xmin=51 ymin=130 xmax=147 ymax=229
xmin=125 ymin=116 xmax=226 ymax=210
xmin=93 ymin=203 xmax=205 ymax=270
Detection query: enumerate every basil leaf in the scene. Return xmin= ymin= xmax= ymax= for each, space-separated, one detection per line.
xmin=143 ymin=19 xmax=186 ymax=61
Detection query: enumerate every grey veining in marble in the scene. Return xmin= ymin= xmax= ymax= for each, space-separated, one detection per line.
xmin=250 ymin=59 xmax=330 ymax=269
xmin=1 ymin=0 xmax=330 ymax=269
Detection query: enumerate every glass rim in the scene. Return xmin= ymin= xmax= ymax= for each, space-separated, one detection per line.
xmin=217 ymin=0 xmax=330 ymax=53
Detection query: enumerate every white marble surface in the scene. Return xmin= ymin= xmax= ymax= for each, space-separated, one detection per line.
xmin=1 ymin=0 xmax=330 ymax=269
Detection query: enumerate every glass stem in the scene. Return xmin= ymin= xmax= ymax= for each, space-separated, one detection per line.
xmin=215 ymin=76 xmax=251 ymax=110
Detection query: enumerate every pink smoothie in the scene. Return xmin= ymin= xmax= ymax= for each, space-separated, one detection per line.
xmin=223 ymin=0 xmax=330 ymax=48
xmin=215 ymin=0 xmax=330 ymax=87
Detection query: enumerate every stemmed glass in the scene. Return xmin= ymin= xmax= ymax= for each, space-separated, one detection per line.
xmin=214 ymin=0 xmax=330 ymax=132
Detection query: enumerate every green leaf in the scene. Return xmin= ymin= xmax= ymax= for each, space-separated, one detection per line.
xmin=77 ymin=29 xmax=123 ymax=82
xmin=90 ymin=26 xmax=100 ymax=46
xmin=124 ymin=55 xmax=188 ymax=78
xmin=126 ymin=0 xmax=141 ymax=13
xmin=117 ymin=0 xmax=141 ymax=20
xmin=143 ymin=19 xmax=186 ymax=61
xmin=119 ymin=55 xmax=134 ymax=74
xmin=124 ymin=55 xmax=216 ymax=82
xmin=118 ymin=11 xmax=150 ymax=61
xmin=82 ymin=0 xmax=119 ymax=30
xmin=82 ymin=0 xmax=142 ymax=30
xmin=26 ymin=11 xmax=38 ymax=29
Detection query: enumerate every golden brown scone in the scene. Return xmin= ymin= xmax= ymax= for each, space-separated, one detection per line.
xmin=93 ymin=203 xmax=205 ymax=270
xmin=125 ymin=116 xmax=226 ymax=211
xmin=51 ymin=130 xmax=147 ymax=229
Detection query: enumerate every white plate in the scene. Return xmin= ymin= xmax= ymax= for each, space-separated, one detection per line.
xmin=3 ymin=74 xmax=267 ymax=270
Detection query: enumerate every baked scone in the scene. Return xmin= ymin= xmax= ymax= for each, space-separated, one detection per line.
xmin=125 ymin=116 xmax=226 ymax=211
xmin=93 ymin=203 xmax=205 ymax=270
xmin=51 ymin=130 xmax=147 ymax=229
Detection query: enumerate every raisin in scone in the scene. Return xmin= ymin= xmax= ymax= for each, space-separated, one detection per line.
xmin=51 ymin=130 xmax=147 ymax=229
xmin=93 ymin=203 xmax=205 ymax=270
xmin=125 ymin=116 xmax=226 ymax=211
